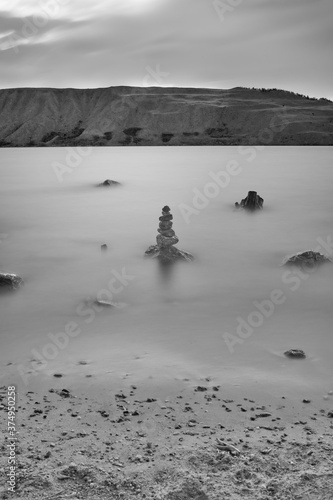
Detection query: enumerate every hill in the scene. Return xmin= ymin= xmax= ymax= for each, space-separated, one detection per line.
xmin=0 ymin=86 xmax=332 ymax=146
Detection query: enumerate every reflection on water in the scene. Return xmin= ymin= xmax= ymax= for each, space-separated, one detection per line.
xmin=0 ymin=146 xmax=332 ymax=395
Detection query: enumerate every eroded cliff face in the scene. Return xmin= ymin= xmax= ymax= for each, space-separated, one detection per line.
xmin=0 ymin=86 xmax=332 ymax=147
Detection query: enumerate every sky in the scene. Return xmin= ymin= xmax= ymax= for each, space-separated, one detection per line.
xmin=0 ymin=0 xmax=332 ymax=98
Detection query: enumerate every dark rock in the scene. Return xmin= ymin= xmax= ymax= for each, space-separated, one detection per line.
xmin=156 ymin=234 xmax=179 ymax=248
xmin=162 ymin=206 xmax=170 ymax=213
xmin=145 ymin=245 xmax=193 ymax=264
xmin=283 ymin=251 xmax=331 ymax=268
xmin=327 ymin=411 xmax=333 ymax=418
xmin=101 ymin=244 xmax=108 ymax=251
xmin=53 ymin=373 xmax=63 ymax=378
xmin=0 ymin=273 xmax=24 ymax=291
xmin=159 ymin=214 xmax=173 ymax=221
xmin=99 ymin=179 xmax=120 ymax=187
xmin=157 ymin=229 xmax=176 ymax=237
xmin=195 ymin=386 xmax=207 ymax=392
xmin=284 ymin=349 xmax=306 ymax=359
xmin=115 ymin=393 xmax=127 ymax=399
xmin=98 ymin=410 xmax=109 ymax=418
xmin=159 ymin=221 xmax=173 ymax=230
xmin=57 ymin=389 xmax=71 ymax=398
xmin=235 ymin=190 xmax=264 ymax=210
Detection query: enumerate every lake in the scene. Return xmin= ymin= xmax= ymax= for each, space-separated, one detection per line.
xmin=0 ymin=146 xmax=332 ymax=399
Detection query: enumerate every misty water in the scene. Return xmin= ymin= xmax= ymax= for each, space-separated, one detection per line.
xmin=0 ymin=146 xmax=332 ymax=397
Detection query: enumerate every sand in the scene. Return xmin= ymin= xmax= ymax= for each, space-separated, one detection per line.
xmin=1 ymin=366 xmax=333 ymax=500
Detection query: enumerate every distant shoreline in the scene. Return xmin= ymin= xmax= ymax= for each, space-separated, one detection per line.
xmin=1 ymin=86 xmax=332 ymax=147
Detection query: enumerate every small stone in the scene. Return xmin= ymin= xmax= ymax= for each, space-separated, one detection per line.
xmin=195 ymin=386 xmax=207 ymax=392
xmin=159 ymin=214 xmax=173 ymax=221
xmin=156 ymin=234 xmax=179 ymax=248
xmin=94 ymin=300 xmax=115 ymax=307
xmin=284 ymin=349 xmax=306 ymax=359
xmin=99 ymin=179 xmax=120 ymax=187
xmin=157 ymin=229 xmax=176 ymax=237
xmin=260 ymin=448 xmax=272 ymax=455
xmin=327 ymin=411 xmax=333 ymax=418
xmin=101 ymin=244 xmax=108 ymax=251
xmin=53 ymin=373 xmax=63 ymax=378
xmin=158 ymin=221 xmax=173 ymax=230
xmin=302 ymin=399 xmax=311 ymax=404
xmin=162 ymin=206 xmax=170 ymax=213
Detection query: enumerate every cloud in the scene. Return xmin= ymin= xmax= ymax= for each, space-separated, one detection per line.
xmin=0 ymin=0 xmax=332 ymax=98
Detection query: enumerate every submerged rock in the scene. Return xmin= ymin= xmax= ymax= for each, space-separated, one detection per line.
xmin=0 ymin=273 xmax=23 ymax=291
xmin=145 ymin=245 xmax=194 ymax=264
xmin=235 ymin=191 xmax=264 ymax=210
xmin=283 ymin=250 xmax=331 ymax=268
xmin=98 ymin=179 xmax=121 ymax=187
xmin=93 ymin=299 xmax=127 ymax=309
xmin=284 ymin=349 xmax=306 ymax=359
xmin=145 ymin=206 xmax=194 ymax=264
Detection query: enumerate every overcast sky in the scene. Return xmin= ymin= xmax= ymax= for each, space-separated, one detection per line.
xmin=0 ymin=0 xmax=332 ymax=98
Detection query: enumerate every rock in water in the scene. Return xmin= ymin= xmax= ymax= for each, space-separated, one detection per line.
xmin=284 ymin=349 xmax=306 ymax=359
xmin=235 ymin=191 xmax=264 ymax=210
xmin=145 ymin=206 xmax=194 ymax=264
xmin=0 ymin=273 xmax=24 ymax=291
xmin=283 ymin=251 xmax=331 ymax=268
xmin=98 ymin=179 xmax=121 ymax=187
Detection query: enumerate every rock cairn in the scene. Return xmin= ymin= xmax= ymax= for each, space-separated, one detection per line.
xmin=235 ymin=191 xmax=263 ymax=210
xmin=145 ymin=206 xmax=194 ymax=264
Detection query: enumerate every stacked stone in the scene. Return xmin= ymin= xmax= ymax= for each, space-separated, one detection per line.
xmin=156 ymin=205 xmax=179 ymax=248
xmin=145 ymin=205 xmax=194 ymax=263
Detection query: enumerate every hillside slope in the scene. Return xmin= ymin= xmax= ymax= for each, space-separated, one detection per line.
xmin=0 ymin=86 xmax=332 ymax=146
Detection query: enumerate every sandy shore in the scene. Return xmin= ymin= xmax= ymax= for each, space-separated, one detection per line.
xmin=1 ymin=365 xmax=333 ymax=500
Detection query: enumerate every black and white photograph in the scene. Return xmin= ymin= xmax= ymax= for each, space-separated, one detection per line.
xmin=0 ymin=1 xmax=333 ymax=498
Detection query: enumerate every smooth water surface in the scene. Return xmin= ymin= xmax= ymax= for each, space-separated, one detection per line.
xmin=0 ymin=146 xmax=332 ymax=396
